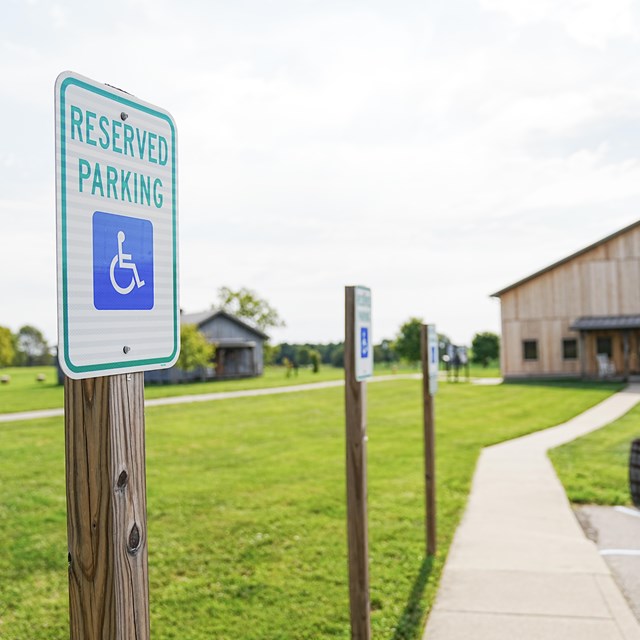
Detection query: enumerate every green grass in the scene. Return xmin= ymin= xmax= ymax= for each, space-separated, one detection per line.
xmin=0 ymin=362 xmax=502 ymax=415
xmin=0 ymin=366 xmax=345 ymax=414
xmin=550 ymin=401 xmax=640 ymax=506
xmin=0 ymin=379 xmax=619 ymax=639
xmin=0 ymin=366 xmax=62 ymax=413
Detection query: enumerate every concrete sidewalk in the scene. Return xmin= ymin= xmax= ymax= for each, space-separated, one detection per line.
xmin=424 ymin=384 xmax=640 ymax=640
xmin=0 ymin=373 xmax=421 ymax=424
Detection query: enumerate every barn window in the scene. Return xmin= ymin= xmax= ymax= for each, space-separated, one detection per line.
xmin=596 ymin=337 xmax=612 ymax=358
xmin=523 ymin=340 xmax=538 ymax=361
xmin=562 ymin=339 xmax=578 ymax=360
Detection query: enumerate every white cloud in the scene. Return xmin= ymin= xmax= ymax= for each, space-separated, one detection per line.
xmin=480 ymin=0 xmax=639 ymax=48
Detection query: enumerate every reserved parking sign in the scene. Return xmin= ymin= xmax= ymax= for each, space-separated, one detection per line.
xmin=354 ymin=286 xmax=373 ymax=381
xmin=55 ymin=71 xmax=179 ymax=379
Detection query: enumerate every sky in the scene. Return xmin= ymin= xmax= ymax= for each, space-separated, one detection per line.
xmin=3 ymin=0 xmax=640 ymax=348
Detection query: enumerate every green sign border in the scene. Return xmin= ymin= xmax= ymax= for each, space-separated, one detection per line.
xmin=58 ymin=75 xmax=179 ymax=374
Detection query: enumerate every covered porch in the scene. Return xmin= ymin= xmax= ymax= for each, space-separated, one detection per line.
xmin=214 ymin=340 xmax=258 ymax=379
xmin=571 ymin=315 xmax=640 ymax=381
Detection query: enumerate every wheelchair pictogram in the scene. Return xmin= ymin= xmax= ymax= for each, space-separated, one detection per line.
xmin=110 ymin=231 xmax=146 ymax=295
xmin=360 ymin=327 xmax=369 ymax=359
xmin=93 ymin=211 xmax=154 ymax=311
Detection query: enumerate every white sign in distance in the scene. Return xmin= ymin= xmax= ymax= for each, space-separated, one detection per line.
xmin=427 ymin=324 xmax=438 ymax=394
xmin=55 ymin=71 xmax=179 ymax=379
xmin=354 ymin=286 xmax=373 ymax=381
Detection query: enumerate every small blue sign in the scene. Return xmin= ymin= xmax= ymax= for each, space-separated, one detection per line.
xmin=93 ymin=211 xmax=154 ymax=310
xmin=360 ymin=327 xmax=369 ymax=358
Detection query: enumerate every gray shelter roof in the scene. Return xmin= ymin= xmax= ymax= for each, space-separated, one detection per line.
xmin=491 ymin=219 xmax=640 ymax=298
xmin=181 ymin=309 xmax=270 ymax=341
xmin=215 ymin=340 xmax=257 ymax=348
xmin=570 ymin=315 xmax=640 ymax=331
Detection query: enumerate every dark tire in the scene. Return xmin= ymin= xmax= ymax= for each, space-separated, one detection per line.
xmin=630 ymin=439 xmax=640 ymax=508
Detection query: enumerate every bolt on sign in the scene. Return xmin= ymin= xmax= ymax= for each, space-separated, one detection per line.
xmin=55 ymin=71 xmax=179 ymax=378
xmin=354 ymin=285 xmax=373 ymax=381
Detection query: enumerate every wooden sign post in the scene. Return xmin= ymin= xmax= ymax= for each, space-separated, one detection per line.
xmin=65 ymin=373 xmax=150 ymax=638
xmin=55 ymin=72 xmax=179 ymax=639
xmin=421 ymin=324 xmax=437 ymax=557
xmin=344 ymin=286 xmax=372 ymax=640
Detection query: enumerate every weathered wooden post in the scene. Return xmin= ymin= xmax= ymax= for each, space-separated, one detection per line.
xmin=55 ymin=71 xmax=180 ymax=638
xmin=65 ymin=374 xmax=149 ymax=638
xmin=344 ymin=286 xmax=373 ymax=640
xmin=420 ymin=324 xmax=438 ymax=556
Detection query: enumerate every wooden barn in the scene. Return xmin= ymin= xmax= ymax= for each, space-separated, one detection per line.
xmin=144 ymin=309 xmax=268 ymax=384
xmin=492 ymin=220 xmax=640 ymax=380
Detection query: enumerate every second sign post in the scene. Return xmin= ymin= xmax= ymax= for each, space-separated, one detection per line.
xmin=344 ymin=285 xmax=373 ymax=640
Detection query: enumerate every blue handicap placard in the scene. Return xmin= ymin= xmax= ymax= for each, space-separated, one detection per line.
xmin=93 ymin=211 xmax=154 ymax=310
xmin=360 ymin=327 xmax=369 ymax=359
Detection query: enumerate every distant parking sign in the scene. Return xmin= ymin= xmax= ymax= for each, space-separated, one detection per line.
xmin=354 ymin=286 xmax=373 ymax=381
xmin=55 ymin=71 xmax=179 ymax=379
xmin=427 ymin=324 xmax=438 ymax=394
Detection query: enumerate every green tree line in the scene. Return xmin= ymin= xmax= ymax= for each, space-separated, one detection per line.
xmin=0 ymin=325 xmax=52 ymax=368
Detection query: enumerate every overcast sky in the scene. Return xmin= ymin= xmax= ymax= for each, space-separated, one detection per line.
xmin=3 ymin=0 xmax=640 ymax=348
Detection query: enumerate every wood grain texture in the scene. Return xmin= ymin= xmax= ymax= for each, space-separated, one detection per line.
xmin=344 ymin=287 xmax=371 ymax=640
xmin=65 ymin=373 xmax=149 ymax=640
xmin=420 ymin=325 xmax=437 ymax=557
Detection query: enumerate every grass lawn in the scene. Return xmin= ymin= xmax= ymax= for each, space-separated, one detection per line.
xmin=549 ymin=401 xmax=640 ymax=506
xmin=0 ymin=366 xmax=62 ymax=413
xmin=0 ymin=362 xmax=501 ymax=414
xmin=0 ymin=378 xmax=619 ymax=639
xmin=0 ymin=366 xmax=346 ymax=414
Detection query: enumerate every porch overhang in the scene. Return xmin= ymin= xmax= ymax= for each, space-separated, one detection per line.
xmin=570 ymin=315 xmax=640 ymax=331
xmin=213 ymin=340 xmax=256 ymax=349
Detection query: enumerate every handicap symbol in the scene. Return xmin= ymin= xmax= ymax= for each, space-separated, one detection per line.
xmin=360 ymin=327 xmax=369 ymax=358
xmin=110 ymin=231 xmax=146 ymax=295
xmin=93 ymin=211 xmax=154 ymax=311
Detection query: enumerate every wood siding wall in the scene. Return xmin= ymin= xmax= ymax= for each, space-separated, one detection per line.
xmin=500 ymin=227 xmax=640 ymax=377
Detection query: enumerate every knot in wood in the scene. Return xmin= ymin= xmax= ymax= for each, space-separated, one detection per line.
xmin=128 ymin=523 xmax=141 ymax=555
xmin=116 ymin=470 xmax=128 ymax=490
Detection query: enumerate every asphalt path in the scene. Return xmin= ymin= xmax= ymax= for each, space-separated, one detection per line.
xmin=576 ymin=504 xmax=640 ymax=623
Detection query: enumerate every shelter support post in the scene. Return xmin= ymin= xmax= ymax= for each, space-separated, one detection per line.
xmin=624 ymin=330 xmax=630 ymax=382
xmin=579 ymin=331 xmax=587 ymax=379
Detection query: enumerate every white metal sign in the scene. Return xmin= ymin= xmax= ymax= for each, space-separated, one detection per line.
xmin=55 ymin=71 xmax=179 ymax=379
xmin=427 ymin=324 xmax=438 ymax=394
xmin=354 ymin=286 xmax=373 ymax=381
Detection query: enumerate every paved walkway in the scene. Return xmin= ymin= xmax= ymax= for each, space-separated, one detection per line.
xmin=0 ymin=373 xmax=421 ymax=423
xmin=424 ymin=384 xmax=640 ymax=640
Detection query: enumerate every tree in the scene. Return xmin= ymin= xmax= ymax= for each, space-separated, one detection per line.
xmin=374 ymin=339 xmax=397 ymax=364
xmin=15 ymin=325 xmax=50 ymax=366
xmin=177 ymin=325 xmax=215 ymax=373
xmin=297 ymin=346 xmax=310 ymax=366
xmin=309 ymin=349 xmax=321 ymax=373
xmin=395 ymin=317 xmax=424 ymax=365
xmin=263 ymin=342 xmax=280 ymax=366
xmin=0 ymin=326 xmax=15 ymax=368
xmin=216 ymin=286 xmax=285 ymax=332
xmin=471 ymin=331 xmax=500 ymax=365
xmin=331 ymin=345 xmax=345 ymax=368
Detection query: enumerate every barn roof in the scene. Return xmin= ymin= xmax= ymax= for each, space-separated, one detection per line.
xmin=180 ymin=309 xmax=270 ymax=340
xmin=570 ymin=315 xmax=640 ymax=331
xmin=491 ymin=219 xmax=640 ymax=298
